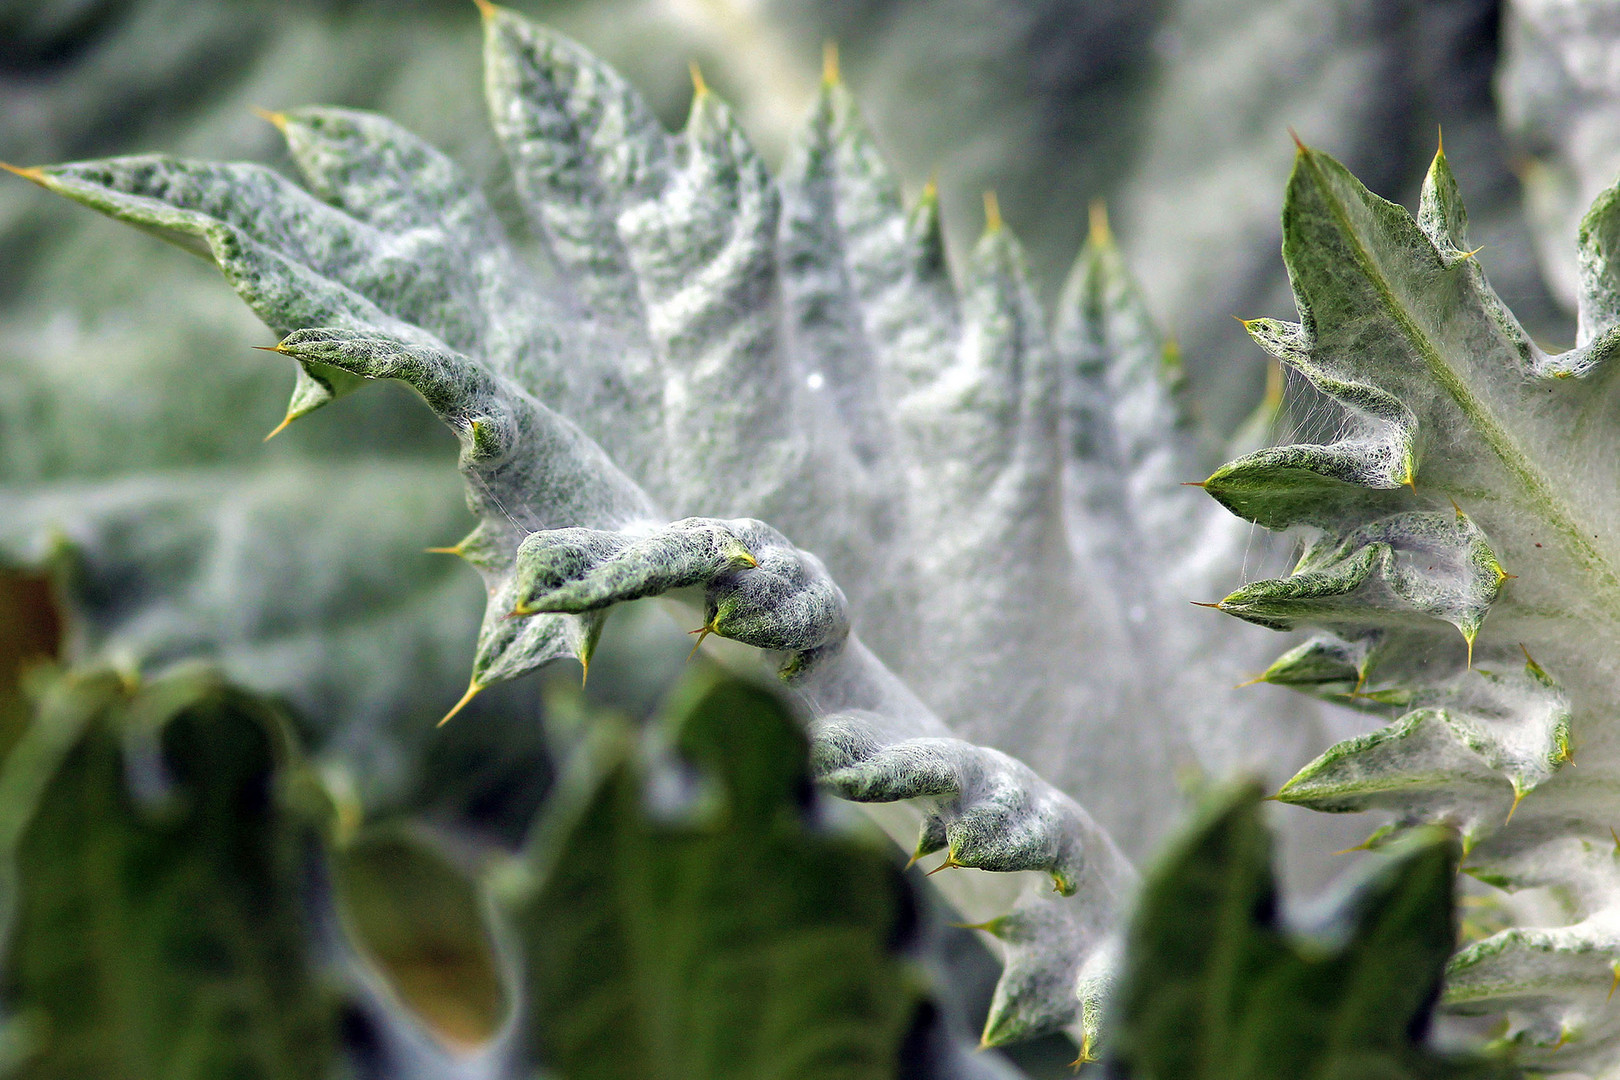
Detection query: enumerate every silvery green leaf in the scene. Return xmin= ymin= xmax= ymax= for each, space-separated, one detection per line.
xmin=1447 ymin=918 xmax=1620 ymax=1072
xmin=1202 ymin=138 xmax=1620 ymax=1064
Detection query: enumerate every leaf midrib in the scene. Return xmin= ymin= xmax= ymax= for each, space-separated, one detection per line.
xmin=1302 ymin=149 xmax=1620 ymax=612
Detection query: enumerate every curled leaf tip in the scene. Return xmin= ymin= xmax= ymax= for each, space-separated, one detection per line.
xmin=982 ymin=190 xmax=1002 ymax=233
xmin=0 ymin=161 xmax=47 ymax=186
xmin=1088 ymin=198 xmax=1111 ymax=246
xmin=438 ymin=680 xmax=483 ymax=727
xmin=262 ymin=413 xmax=295 ymax=442
xmin=821 ymin=40 xmax=839 ymax=85
xmin=250 ymin=106 xmax=288 ymax=132
xmin=688 ymin=59 xmax=708 ymax=98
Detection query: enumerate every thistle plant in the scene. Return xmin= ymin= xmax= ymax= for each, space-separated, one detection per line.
xmin=6 ymin=0 xmax=1617 ymax=1073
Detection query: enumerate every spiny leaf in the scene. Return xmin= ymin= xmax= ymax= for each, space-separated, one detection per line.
xmin=1202 ymin=138 xmax=1620 ymax=1065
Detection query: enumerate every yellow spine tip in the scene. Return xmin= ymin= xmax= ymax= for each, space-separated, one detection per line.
xmin=689 ymin=60 xmax=709 ymax=98
xmin=1608 ymin=962 xmax=1620 ymax=1002
xmin=471 ymin=0 xmax=497 ymax=19
xmin=686 ymin=622 xmax=716 ymax=661
xmin=250 ymin=106 xmax=288 ymax=132
xmin=1610 ymin=826 xmax=1619 ymax=854
xmin=423 ymin=544 xmax=464 ymax=556
xmin=821 ymin=40 xmax=839 ymax=85
xmin=579 ymin=655 xmax=590 ymax=688
xmin=262 ymin=414 xmax=295 ymax=442
xmin=1288 ymin=126 xmax=1307 ymax=154
xmin=0 ymin=162 xmax=48 ymax=186
xmin=1436 ymin=123 xmax=1445 ymax=158
xmin=438 ymin=681 xmax=484 ymax=727
xmin=1505 ymin=785 xmax=1525 ymax=824
xmin=1233 ymin=675 xmax=1267 ymax=689
xmin=1181 ymin=480 xmax=1208 ymax=488
xmin=982 ymin=190 xmax=1002 ymax=232
xmin=1087 ymin=198 xmax=1111 ymax=246
xmin=1190 ymin=600 xmax=1223 ymax=609
xmin=925 ymin=856 xmax=961 ymax=876
xmin=251 ymin=344 xmax=288 ymax=354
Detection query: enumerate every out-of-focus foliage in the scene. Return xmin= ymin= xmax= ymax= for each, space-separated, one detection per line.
xmin=0 ymin=661 xmax=1016 ymax=1079
xmin=1105 ymin=783 xmax=1513 ymax=1080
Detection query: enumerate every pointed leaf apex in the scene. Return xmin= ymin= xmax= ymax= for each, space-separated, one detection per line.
xmin=0 ymin=161 xmax=48 ymax=186
xmin=689 ymin=60 xmax=709 ymax=98
xmin=982 ymin=190 xmax=1002 ymax=233
xmin=438 ymin=680 xmax=484 ymax=727
xmin=1088 ymin=198 xmax=1112 ymax=246
xmin=821 ymin=40 xmax=839 ymax=85
xmin=471 ymin=0 xmax=498 ymax=20
xmin=1436 ymin=123 xmax=1445 ymax=159
xmin=920 ymin=171 xmax=938 ymax=204
xmin=1288 ymin=126 xmax=1307 ymax=154
xmin=250 ymin=106 xmax=288 ymax=133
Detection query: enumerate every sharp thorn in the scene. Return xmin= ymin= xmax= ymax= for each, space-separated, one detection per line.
xmin=1190 ymin=600 xmax=1223 ymax=609
xmin=262 ymin=414 xmax=295 ymax=442
xmin=925 ymin=856 xmax=960 ymax=877
xmin=0 ymin=161 xmax=48 ymax=186
xmin=1233 ymin=675 xmax=1266 ymax=689
xmin=1505 ymin=786 xmax=1526 ymax=825
xmin=821 ymin=40 xmax=839 ymax=85
xmin=250 ymin=106 xmax=288 ymax=132
xmin=1088 ymin=198 xmax=1110 ymax=246
xmin=438 ymin=680 xmax=483 ymax=727
xmin=424 ymin=545 xmax=464 ymax=556
xmin=982 ymin=190 xmax=1002 ymax=232
xmin=1182 ymin=480 xmax=1208 ymax=488
xmin=689 ymin=59 xmax=708 ymax=97
xmin=471 ymin=0 xmax=497 ymax=19
xmin=1288 ymin=126 xmax=1306 ymax=152
xmin=686 ymin=623 xmax=714 ymax=662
